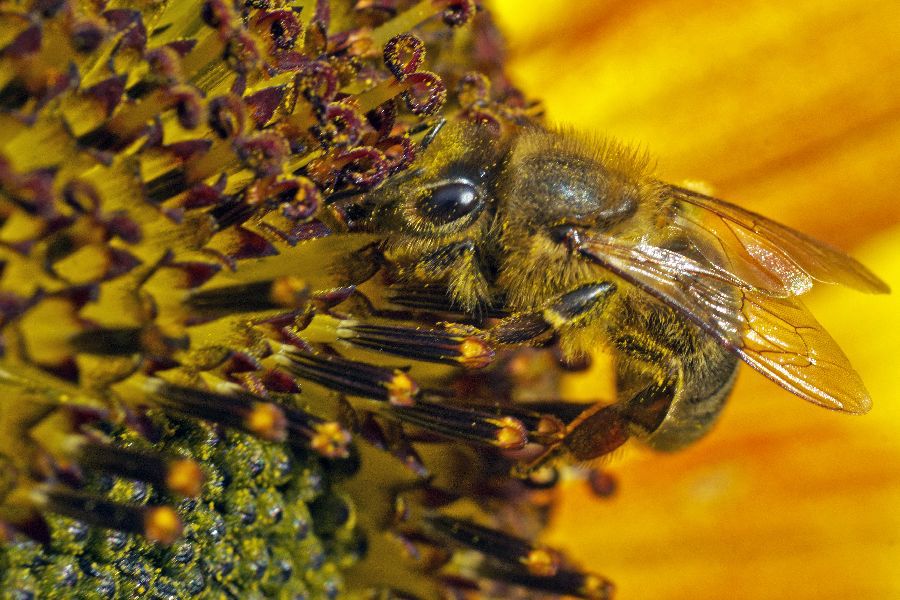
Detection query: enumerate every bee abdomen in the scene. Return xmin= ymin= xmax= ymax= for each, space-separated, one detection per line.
xmin=612 ymin=297 xmax=740 ymax=451
xmin=643 ymin=341 xmax=739 ymax=451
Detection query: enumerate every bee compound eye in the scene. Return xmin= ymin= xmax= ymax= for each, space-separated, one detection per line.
xmin=418 ymin=179 xmax=482 ymax=224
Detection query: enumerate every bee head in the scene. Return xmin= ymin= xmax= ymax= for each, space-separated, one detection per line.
xmin=364 ymin=122 xmax=654 ymax=322
xmin=364 ymin=122 xmax=507 ymax=309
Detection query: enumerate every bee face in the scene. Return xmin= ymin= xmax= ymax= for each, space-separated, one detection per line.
xmin=366 ymin=124 xmax=507 ymax=309
xmin=372 ymin=123 xmax=503 ymax=232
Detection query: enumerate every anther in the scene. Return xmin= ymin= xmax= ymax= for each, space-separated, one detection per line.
xmin=244 ymin=402 xmax=288 ymax=441
xmin=276 ymin=349 xmax=418 ymax=406
xmin=76 ymin=441 xmax=203 ymax=497
xmin=144 ymin=380 xmax=288 ymax=442
xmin=383 ymin=33 xmax=425 ymax=79
xmin=390 ymin=400 xmax=527 ymax=450
xmin=309 ymin=422 xmax=352 ymax=459
xmin=338 ymin=323 xmax=494 ymax=368
xmin=402 ymin=71 xmax=447 ymax=116
xmin=144 ymin=506 xmax=183 ymax=545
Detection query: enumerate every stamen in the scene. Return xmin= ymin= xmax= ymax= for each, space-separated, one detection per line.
xmin=481 ymin=561 xmax=615 ymax=600
xmin=68 ymin=326 xmax=189 ymax=357
xmin=338 ymin=322 xmax=494 ymax=368
xmin=77 ymin=440 xmax=203 ymax=497
xmin=426 ymin=515 xmax=553 ymax=572
xmin=488 ymin=314 xmax=552 ymax=345
xmin=32 ymin=486 xmax=183 ymax=544
xmin=144 ymin=379 xmax=288 ymax=442
xmin=387 ymin=285 xmax=507 ymax=318
xmin=390 ymin=400 xmax=527 ymax=450
xmin=429 ymin=397 xmax=566 ymax=443
xmin=275 ymin=349 xmax=418 ymax=406
xmin=427 ymin=516 xmax=612 ymax=599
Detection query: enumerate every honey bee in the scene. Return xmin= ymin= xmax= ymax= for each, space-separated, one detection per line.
xmin=361 ymin=121 xmax=889 ymax=465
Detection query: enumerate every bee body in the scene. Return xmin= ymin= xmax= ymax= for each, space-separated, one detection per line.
xmin=361 ymin=121 xmax=886 ymax=466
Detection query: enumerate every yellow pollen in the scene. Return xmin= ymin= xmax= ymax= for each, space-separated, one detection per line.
xmin=386 ymin=372 xmax=418 ymax=406
xmin=270 ymin=275 xmax=308 ymax=307
xmin=144 ymin=506 xmax=182 ymax=545
xmin=311 ymin=422 xmax=351 ymax=458
xmin=165 ymin=459 xmax=203 ymax=497
xmin=493 ymin=417 xmax=527 ymax=450
xmin=459 ymin=337 xmax=493 ymax=368
xmin=245 ymin=402 xmax=287 ymax=442
xmin=522 ymin=547 xmax=560 ymax=577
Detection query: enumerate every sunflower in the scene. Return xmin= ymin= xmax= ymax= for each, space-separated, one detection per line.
xmin=1 ymin=0 xmax=898 ymax=599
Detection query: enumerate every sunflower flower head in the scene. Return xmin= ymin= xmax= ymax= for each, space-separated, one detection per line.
xmin=0 ymin=1 xmax=610 ymax=598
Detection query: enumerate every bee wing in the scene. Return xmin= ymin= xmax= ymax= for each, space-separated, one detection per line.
xmin=578 ymin=235 xmax=873 ymax=413
xmin=664 ymin=184 xmax=890 ymax=296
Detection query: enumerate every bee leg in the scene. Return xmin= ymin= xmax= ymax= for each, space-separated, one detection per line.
xmin=516 ymin=372 xmax=678 ymax=472
xmin=543 ymin=282 xmax=617 ymax=326
xmin=558 ymin=378 xmax=676 ymax=462
xmin=513 ymin=399 xmax=636 ymax=474
xmin=489 ymin=282 xmax=617 ymax=346
xmin=558 ymin=336 xmax=738 ymax=461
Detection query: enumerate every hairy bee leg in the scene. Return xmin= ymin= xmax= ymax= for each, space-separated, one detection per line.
xmin=489 ymin=282 xmax=617 ymax=346
xmin=559 ymin=402 xmax=632 ymax=460
xmin=517 ymin=378 xmax=675 ymax=472
xmin=563 ymin=379 xmax=676 ymax=461
xmin=397 ymin=239 xmax=490 ymax=309
xmin=414 ymin=239 xmax=477 ymax=277
xmin=543 ymin=282 xmax=617 ymax=325
xmin=511 ymin=372 xmax=681 ymax=476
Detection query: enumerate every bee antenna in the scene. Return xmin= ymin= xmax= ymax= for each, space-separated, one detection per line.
xmin=325 ymin=187 xmax=368 ymax=204
xmin=415 ymin=116 xmax=446 ymax=150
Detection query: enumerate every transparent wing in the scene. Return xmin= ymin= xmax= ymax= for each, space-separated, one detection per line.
xmin=579 ymin=205 xmax=874 ymax=413
xmin=663 ymin=184 xmax=890 ymax=297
